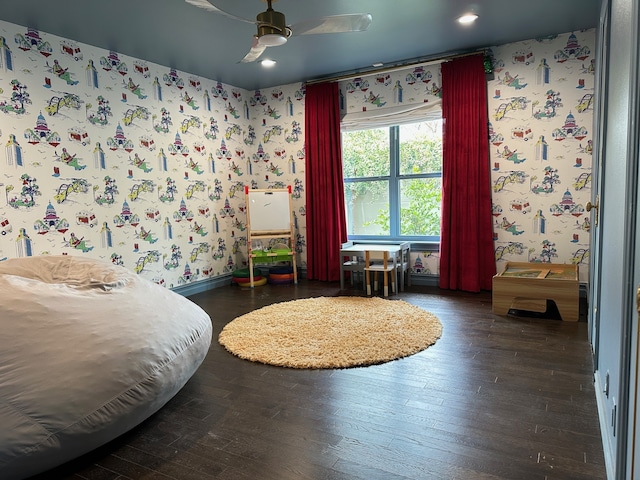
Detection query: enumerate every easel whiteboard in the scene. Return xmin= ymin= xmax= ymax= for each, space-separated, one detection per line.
xmin=247 ymin=189 xmax=291 ymax=232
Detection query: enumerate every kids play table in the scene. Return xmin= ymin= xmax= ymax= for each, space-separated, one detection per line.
xmin=492 ymin=262 xmax=579 ymax=321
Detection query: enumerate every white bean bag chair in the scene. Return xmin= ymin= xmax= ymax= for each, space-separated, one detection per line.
xmin=0 ymin=256 xmax=212 ymax=480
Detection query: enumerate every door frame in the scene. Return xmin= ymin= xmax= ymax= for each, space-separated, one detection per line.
xmin=589 ymin=0 xmax=611 ymax=365
xmin=591 ymin=0 xmax=640 ymax=478
xmin=626 ymin=0 xmax=640 ymax=476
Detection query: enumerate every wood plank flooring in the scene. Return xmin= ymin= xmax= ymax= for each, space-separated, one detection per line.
xmin=29 ymin=281 xmax=606 ymax=480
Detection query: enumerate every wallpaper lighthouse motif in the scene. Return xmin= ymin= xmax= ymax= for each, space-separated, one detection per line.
xmin=0 ymin=19 xmax=308 ymax=288
xmin=339 ymin=30 xmax=594 ymax=282
xmin=488 ymin=31 xmax=594 ymax=281
xmin=0 ymin=16 xmax=594 ymax=288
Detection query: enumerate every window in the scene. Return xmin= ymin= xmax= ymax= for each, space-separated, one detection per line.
xmin=342 ymin=119 xmax=442 ymax=241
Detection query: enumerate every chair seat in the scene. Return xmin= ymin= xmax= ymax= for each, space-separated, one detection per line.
xmin=366 ymin=264 xmax=395 ymax=272
xmin=364 ymin=250 xmax=396 ymax=297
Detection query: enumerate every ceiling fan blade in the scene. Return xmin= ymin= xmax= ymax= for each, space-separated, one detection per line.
xmin=184 ymin=0 xmax=256 ymax=25
xmin=291 ymin=13 xmax=372 ymax=36
xmin=240 ymin=36 xmax=268 ymax=63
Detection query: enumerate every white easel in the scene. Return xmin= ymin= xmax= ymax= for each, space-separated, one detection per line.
xmin=245 ymin=186 xmax=298 ymax=288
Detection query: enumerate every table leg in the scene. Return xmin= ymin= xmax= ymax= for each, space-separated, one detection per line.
xmin=553 ymin=298 xmax=580 ymax=322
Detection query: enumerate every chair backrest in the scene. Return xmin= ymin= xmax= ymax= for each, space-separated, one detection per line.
xmin=397 ymin=241 xmax=410 ymax=266
xmin=365 ymin=250 xmax=389 ymax=268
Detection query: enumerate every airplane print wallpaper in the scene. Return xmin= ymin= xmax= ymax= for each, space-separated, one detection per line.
xmin=339 ymin=29 xmax=594 ymax=282
xmin=338 ymin=60 xmax=443 ymax=279
xmin=0 ymin=20 xmax=307 ymax=289
xmin=0 ymin=17 xmax=594 ymax=289
xmin=487 ymin=30 xmax=594 ymax=282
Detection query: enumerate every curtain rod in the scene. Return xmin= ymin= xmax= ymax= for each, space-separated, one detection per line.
xmin=305 ymin=49 xmax=487 ymax=86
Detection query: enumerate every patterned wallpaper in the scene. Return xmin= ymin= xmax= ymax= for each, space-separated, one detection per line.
xmin=0 ymin=18 xmax=594 ymax=289
xmin=339 ymin=29 xmax=595 ymax=283
xmin=0 ymin=20 xmax=307 ymax=289
xmin=488 ymin=30 xmax=594 ymax=282
xmin=338 ymin=63 xmax=443 ymax=277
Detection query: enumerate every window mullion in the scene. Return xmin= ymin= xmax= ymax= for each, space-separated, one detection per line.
xmin=341 ymin=119 xmax=442 ymax=241
xmin=389 ymin=126 xmax=400 ymax=237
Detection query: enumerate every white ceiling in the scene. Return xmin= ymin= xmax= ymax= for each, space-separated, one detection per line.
xmin=0 ymin=0 xmax=601 ymax=90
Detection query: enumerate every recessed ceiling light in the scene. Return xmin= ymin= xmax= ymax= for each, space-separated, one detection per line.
xmin=261 ymin=59 xmax=276 ymax=67
xmin=457 ymin=13 xmax=478 ymax=24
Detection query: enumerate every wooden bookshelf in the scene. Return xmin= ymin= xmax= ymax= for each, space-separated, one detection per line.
xmin=492 ymin=262 xmax=579 ymax=321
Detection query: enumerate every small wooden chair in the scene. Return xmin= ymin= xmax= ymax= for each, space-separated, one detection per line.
xmin=364 ymin=250 xmax=396 ymax=297
xmin=341 ymin=241 xmax=365 ymax=288
xmin=396 ymin=241 xmax=411 ymax=291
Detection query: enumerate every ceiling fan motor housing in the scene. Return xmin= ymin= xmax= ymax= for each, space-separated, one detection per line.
xmin=257 ymin=8 xmax=288 ymax=43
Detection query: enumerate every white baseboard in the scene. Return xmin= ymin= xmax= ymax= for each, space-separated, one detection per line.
xmin=594 ymin=372 xmax=616 ymax=480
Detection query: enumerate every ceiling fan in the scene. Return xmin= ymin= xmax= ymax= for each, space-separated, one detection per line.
xmin=185 ymin=0 xmax=372 ymax=63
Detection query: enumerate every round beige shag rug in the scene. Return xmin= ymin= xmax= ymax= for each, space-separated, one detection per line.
xmin=218 ymin=296 xmax=443 ymax=369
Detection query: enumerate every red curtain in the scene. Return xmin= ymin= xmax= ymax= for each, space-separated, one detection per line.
xmin=304 ymin=82 xmax=348 ymax=281
xmin=439 ymin=54 xmax=496 ymax=292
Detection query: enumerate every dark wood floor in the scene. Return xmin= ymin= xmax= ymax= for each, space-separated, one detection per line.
xmin=30 ymin=280 xmax=606 ymax=480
